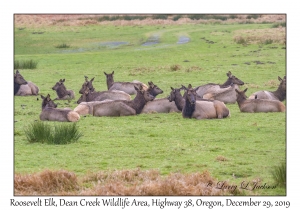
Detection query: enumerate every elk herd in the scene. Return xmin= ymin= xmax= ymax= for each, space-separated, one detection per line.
xmin=14 ymin=69 xmax=286 ymax=122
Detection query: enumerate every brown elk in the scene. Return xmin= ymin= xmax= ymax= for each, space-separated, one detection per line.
xmin=92 ymin=85 xmax=154 ymax=117
xmin=79 ymin=76 xmax=95 ymax=94
xmin=14 ymin=70 xmax=39 ymax=96
xmin=77 ymin=87 xmax=131 ymax=104
xmin=249 ymin=76 xmax=286 ymax=101
xmin=195 ymin=71 xmax=244 ymax=103
xmin=52 ymin=79 xmax=75 ymax=100
xmin=141 ymin=82 xmax=180 ymax=113
xmin=235 ymin=88 xmax=285 ymax=113
xmin=169 ymin=85 xmax=230 ymax=119
xmin=39 ymin=94 xmax=80 ymax=122
xmin=104 ymin=71 xmax=147 ymax=95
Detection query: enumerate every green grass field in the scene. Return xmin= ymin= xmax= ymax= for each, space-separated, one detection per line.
xmin=14 ymin=17 xmax=286 ymax=195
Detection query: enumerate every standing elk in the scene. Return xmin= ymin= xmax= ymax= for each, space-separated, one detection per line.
xmin=235 ymin=88 xmax=285 ymax=113
xmin=194 ymin=71 xmax=244 ymax=103
xmin=40 ymin=94 xmax=80 ymax=122
xmin=249 ymin=76 xmax=286 ymax=101
xmin=14 ymin=70 xmax=39 ymax=96
xmin=52 ymin=79 xmax=75 ymax=100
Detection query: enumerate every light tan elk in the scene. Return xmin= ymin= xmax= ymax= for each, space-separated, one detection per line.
xmin=249 ymin=76 xmax=286 ymax=101
xmin=39 ymin=94 xmax=80 ymax=122
xmin=235 ymin=88 xmax=285 ymax=113
xmin=195 ymin=71 xmax=244 ymax=103
xmin=169 ymin=85 xmax=230 ymax=119
xmin=141 ymin=81 xmax=180 ymax=113
xmin=92 ymin=85 xmax=154 ymax=117
xmin=14 ymin=70 xmax=39 ymax=96
xmin=77 ymin=88 xmax=131 ymax=104
xmin=104 ymin=71 xmax=147 ymax=95
xmin=52 ymin=79 xmax=75 ymax=100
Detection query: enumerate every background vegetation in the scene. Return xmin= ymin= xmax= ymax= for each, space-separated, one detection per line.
xmin=14 ymin=14 xmax=286 ymax=195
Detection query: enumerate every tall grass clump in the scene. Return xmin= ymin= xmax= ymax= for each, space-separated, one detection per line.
xmin=14 ymin=59 xmax=38 ymax=69
xmin=50 ymin=123 xmax=83 ymax=144
xmin=24 ymin=121 xmax=82 ymax=145
xmin=271 ymin=163 xmax=286 ymax=188
xmin=55 ymin=43 xmax=70 ymax=48
xmin=24 ymin=121 xmax=51 ymax=144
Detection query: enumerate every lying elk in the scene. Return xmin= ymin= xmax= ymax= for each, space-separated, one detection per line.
xmin=77 ymin=87 xmax=131 ymax=104
xmin=249 ymin=76 xmax=286 ymax=101
xmin=104 ymin=71 xmax=148 ymax=95
xmin=235 ymin=88 xmax=285 ymax=113
xmin=14 ymin=70 xmax=39 ymax=96
xmin=92 ymin=85 xmax=154 ymax=117
xmin=169 ymin=85 xmax=230 ymax=119
xmin=168 ymin=86 xmax=216 ymax=111
xmin=141 ymin=82 xmax=180 ymax=113
xmin=79 ymin=76 xmax=95 ymax=94
xmin=52 ymin=79 xmax=75 ymax=100
xmin=40 ymin=94 xmax=80 ymax=122
xmin=74 ymin=100 xmax=112 ymax=115
xmin=194 ymin=71 xmax=244 ymax=103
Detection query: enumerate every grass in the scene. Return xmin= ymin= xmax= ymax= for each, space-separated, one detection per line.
xmin=14 ymin=15 xmax=286 ymax=195
xmin=14 ymin=59 xmax=38 ymax=69
xmin=271 ymin=163 xmax=286 ymax=188
xmin=24 ymin=121 xmax=82 ymax=144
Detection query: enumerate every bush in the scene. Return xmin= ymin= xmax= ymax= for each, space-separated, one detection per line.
xmin=246 ymin=14 xmax=260 ymax=19
xmin=14 ymin=59 xmax=38 ymax=69
xmin=152 ymin=14 xmax=169 ymax=20
xmin=172 ymin=15 xmax=182 ymax=21
xmin=271 ymin=163 xmax=286 ymax=188
xmin=263 ymin=39 xmax=273 ymax=45
xmin=24 ymin=121 xmax=82 ymax=145
xmin=272 ymin=22 xmax=286 ymax=28
xmin=234 ymin=36 xmax=247 ymax=45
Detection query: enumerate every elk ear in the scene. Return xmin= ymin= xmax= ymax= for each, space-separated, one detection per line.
xmin=41 ymin=95 xmax=45 ymax=99
xmin=90 ymin=77 xmax=95 ymax=82
xmin=278 ymin=76 xmax=282 ymax=81
xmin=235 ymin=89 xmax=239 ymax=93
xmin=16 ymin=70 xmax=20 ymax=74
xmin=181 ymin=85 xmax=187 ymax=91
xmin=84 ymin=76 xmax=88 ymax=81
xmin=104 ymin=72 xmax=107 ymax=76
xmin=188 ymin=84 xmax=193 ymax=89
xmin=62 ymin=79 xmax=65 ymax=82
xmin=112 ymin=71 xmax=114 ymax=75
xmin=170 ymin=87 xmax=174 ymax=90
xmin=243 ymin=88 xmax=248 ymax=93
xmin=227 ymin=71 xmax=232 ymax=78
